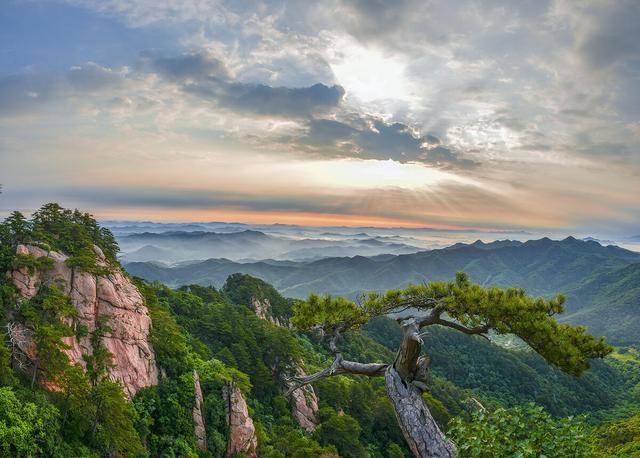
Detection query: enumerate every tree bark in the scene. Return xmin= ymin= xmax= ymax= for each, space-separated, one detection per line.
xmin=287 ymin=317 xmax=460 ymax=457
xmin=385 ymin=367 xmax=457 ymax=458
xmin=388 ymin=318 xmax=458 ymax=458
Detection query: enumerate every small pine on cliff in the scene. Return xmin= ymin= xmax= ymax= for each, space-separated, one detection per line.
xmin=1 ymin=203 xmax=158 ymax=397
xmin=0 ymin=203 xmax=119 ymax=274
xmin=0 ymin=203 xmax=157 ymax=456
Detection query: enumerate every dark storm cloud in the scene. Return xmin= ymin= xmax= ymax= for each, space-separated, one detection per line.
xmin=150 ymin=52 xmax=230 ymax=81
xmin=148 ymin=51 xmax=345 ymax=118
xmin=300 ymin=117 xmax=478 ymax=169
xmin=219 ymin=82 xmax=345 ymax=118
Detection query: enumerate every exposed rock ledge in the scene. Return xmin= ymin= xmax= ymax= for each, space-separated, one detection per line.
xmin=251 ymin=296 xmax=319 ymax=431
xmin=286 ymin=366 xmax=319 ymax=431
xmin=225 ymin=383 xmax=258 ymax=458
xmin=193 ymin=370 xmax=207 ymax=451
xmin=8 ymin=244 xmax=158 ymax=398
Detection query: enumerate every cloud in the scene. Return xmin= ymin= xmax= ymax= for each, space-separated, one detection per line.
xmin=147 ymin=51 xmax=345 ymax=118
xmin=67 ymin=62 xmax=126 ymax=91
xmin=571 ymin=0 xmax=640 ymax=70
xmin=149 ymin=52 xmax=230 ymax=81
xmin=298 ymin=116 xmax=479 ymax=169
xmin=218 ymin=82 xmax=345 ymax=117
xmin=0 ymin=62 xmax=130 ymax=117
xmin=0 ymin=73 xmax=59 ymax=116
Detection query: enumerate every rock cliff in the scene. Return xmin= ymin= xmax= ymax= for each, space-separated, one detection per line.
xmin=286 ymin=367 xmax=319 ymax=431
xmin=251 ymin=296 xmax=319 ymax=431
xmin=251 ymin=296 xmax=289 ymax=327
xmin=224 ymin=382 xmax=258 ymax=458
xmin=193 ymin=370 xmax=207 ymax=451
xmin=8 ymin=244 xmax=158 ymax=397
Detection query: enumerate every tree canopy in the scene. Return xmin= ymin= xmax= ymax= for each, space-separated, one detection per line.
xmin=289 ymin=272 xmax=612 ymax=458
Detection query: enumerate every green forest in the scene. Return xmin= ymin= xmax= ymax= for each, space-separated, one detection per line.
xmin=0 ymin=204 xmax=639 ymax=457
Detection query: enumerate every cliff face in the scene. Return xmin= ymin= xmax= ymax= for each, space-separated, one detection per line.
xmin=193 ymin=370 xmax=207 ymax=451
xmin=287 ymin=367 xmax=319 ymax=431
xmin=9 ymin=244 xmax=158 ymax=397
xmin=225 ymin=383 xmax=258 ymax=458
xmin=251 ymin=297 xmax=289 ymax=327
xmin=251 ymin=296 xmax=319 ymax=431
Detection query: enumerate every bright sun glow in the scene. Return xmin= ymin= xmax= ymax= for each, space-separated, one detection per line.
xmin=328 ymin=35 xmax=413 ymax=103
xmin=289 ymin=158 xmax=456 ymax=190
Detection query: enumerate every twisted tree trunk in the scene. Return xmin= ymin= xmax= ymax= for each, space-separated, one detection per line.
xmin=286 ymin=316 xmax=460 ymax=458
xmin=385 ymin=367 xmax=457 ymax=458
xmin=388 ymin=318 xmax=458 ymax=458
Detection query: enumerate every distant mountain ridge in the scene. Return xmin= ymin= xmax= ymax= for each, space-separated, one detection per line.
xmin=117 ymin=229 xmax=423 ymax=263
xmin=125 ymin=237 xmax=640 ymax=345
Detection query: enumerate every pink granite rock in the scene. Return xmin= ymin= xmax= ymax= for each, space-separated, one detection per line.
xmin=9 ymin=244 xmax=158 ymax=397
xmin=225 ymin=383 xmax=258 ymax=458
xmin=287 ymin=367 xmax=319 ymax=431
xmin=193 ymin=370 xmax=207 ymax=451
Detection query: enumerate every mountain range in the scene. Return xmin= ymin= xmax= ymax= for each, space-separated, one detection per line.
xmin=125 ymin=237 xmax=640 ymax=346
xmin=116 ymin=229 xmax=423 ymax=263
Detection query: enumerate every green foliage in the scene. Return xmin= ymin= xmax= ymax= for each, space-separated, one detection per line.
xmin=0 ymin=203 xmax=119 ymax=280
xmin=222 ymin=273 xmax=292 ymax=319
xmin=154 ymin=282 xmax=302 ymax=402
xmin=31 ymin=203 xmax=119 ymax=265
xmin=448 ymin=403 xmax=593 ymax=458
xmin=294 ymin=274 xmax=612 ymax=391
xmin=0 ymin=203 xmax=120 ymax=276
xmin=19 ymin=286 xmax=76 ymax=380
xmin=133 ymin=377 xmax=199 ymax=457
xmin=89 ymin=380 xmax=145 ymax=457
xmin=0 ymin=212 xmax=31 ymax=274
xmin=361 ymin=272 xmax=612 ymax=376
xmin=0 ymin=386 xmax=62 ymax=457
xmin=316 ymin=407 xmax=368 ymax=458
xmin=593 ymin=413 xmax=640 ymax=457
xmin=259 ymin=429 xmax=338 ymax=458
xmin=138 ymin=281 xmax=192 ymax=377
xmin=83 ymin=315 xmax=114 ymax=385
xmin=292 ymin=294 xmax=368 ymax=333
xmin=12 ymin=254 xmax=54 ymax=274
xmin=197 ymin=358 xmax=252 ymax=395
xmin=313 ymin=375 xmax=410 ymax=455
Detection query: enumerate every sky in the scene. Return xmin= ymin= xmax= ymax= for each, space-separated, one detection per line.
xmin=0 ymin=0 xmax=639 ymax=238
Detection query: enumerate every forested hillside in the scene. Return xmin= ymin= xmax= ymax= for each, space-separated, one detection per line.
xmin=126 ymin=237 xmax=640 ymax=345
xmin=0 ymin=205 xmax=639 ymax=457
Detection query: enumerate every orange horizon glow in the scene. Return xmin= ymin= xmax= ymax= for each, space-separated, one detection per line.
xmin=89 ymin=206 xmax=499 ymax=231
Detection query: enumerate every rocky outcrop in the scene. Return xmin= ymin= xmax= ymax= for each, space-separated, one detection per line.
xmin=286 ymin=366 xmax=319 ymax=431
xmin=252 ymin=296 xmax=270 ymax=321
xmin=250 ymin=296 xmax=319 ymax=431
xmin=8 ymin=244 xmax=158 ymax=397
xmin=224 ymin=383 xmax=258 ymax=458
xmin=251 ymin=297 xmax=289 ymax=328
xmin=193 ymin=370 xmax=207 ymax=451
xmin=193 ymin=369 xmax=207 ymax=451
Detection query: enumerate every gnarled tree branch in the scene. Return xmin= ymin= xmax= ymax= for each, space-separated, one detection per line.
xmin=284 ymin=353 xmax=387 ymax=396
xmin=286 ymin=323 xmax=389 ymax=395
xmin=434 ymin=318 xmax=490 ymax=339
